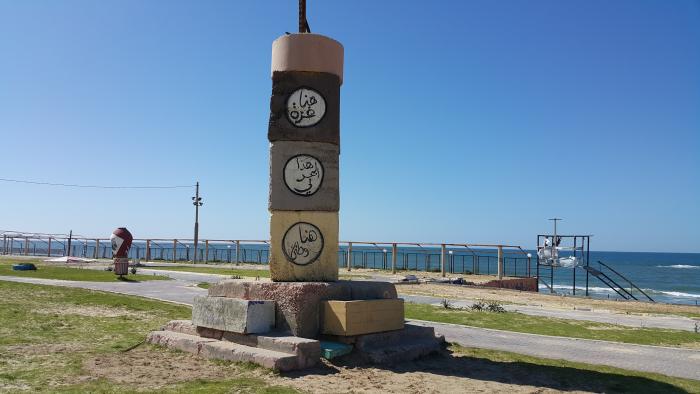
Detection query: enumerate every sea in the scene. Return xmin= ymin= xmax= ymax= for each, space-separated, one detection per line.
xmin=537 ymin=251 xmax=700 ymax=306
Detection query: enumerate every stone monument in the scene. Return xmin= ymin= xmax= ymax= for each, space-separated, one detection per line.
xmin=268 ymin=32 xmax=343 ymax=282
xmin=147 ymin=7 xmax=443 ymax=371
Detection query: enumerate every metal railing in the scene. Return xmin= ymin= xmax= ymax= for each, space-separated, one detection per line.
xmin=1 ymin=230 xmax=533 ymax=278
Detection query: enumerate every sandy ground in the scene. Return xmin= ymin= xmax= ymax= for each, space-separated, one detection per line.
xmin=79 ymin=345 xmax=595 ymax=394
xmin=395 ymin=282 xmax=700 ymax=316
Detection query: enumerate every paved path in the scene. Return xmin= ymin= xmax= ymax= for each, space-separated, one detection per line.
xmin=2 ymin=275 xmax=699 ymax=380
xmin=409 ymin=319 xmax=700 ymax=380
xmin=401 ymin=294 xmax=700 ymax=332
xmin=0 ymin=275 xmax=206 ymax=305
xmin=141 ymin=268 xmax=700 ymax=332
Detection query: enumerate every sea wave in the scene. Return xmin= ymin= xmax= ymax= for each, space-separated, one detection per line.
xmin=656 ymin=264 xmax=700 ymax=269
xmin=539 ymin=284 xmax=700 ymax=300
xmin=657 ymin=290 xmax=700 ymax=299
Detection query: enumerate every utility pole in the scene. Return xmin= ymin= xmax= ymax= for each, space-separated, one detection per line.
xmin=192 ymin=182 xmax=203 ymax=262
xmin=66 ymin=230 xmax=73 ymax=257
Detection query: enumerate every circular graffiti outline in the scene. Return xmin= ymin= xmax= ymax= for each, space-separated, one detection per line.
xmin=281 ymin=221 xmax=324 ymax=266
xmin=285 ymin=87 xmax=326 ymax=128
xmin=283 ymin=154 xmax=325 ymax=197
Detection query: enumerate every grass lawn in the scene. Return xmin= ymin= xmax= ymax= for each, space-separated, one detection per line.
xmin=149 ymin=265 xmax=271 ymax=278
xmin=405 ymin=303 xmax=700 ymax=348
xmin=0 ymin=281 xmax=298 ymax=393
xmin=0 ymin=261 xmax=170 ymax=282
xmin=1 ymin=280 xmax=698 ymax=393
xmin=449 ymin=345 xmax=700 ymax=393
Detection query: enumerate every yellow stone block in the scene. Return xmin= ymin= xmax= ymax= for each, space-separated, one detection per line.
xmin=270 ymin=210 xmax=338 ymax=282
xmin=321 ymin=299 xmax=404 ymax=336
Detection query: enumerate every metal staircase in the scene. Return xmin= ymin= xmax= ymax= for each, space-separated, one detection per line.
xmin=582 ymin=261 xmax=655 ymax=302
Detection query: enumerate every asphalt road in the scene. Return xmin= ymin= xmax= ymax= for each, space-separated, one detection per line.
xmin=2 ymin=274 xmax=699 ymax=380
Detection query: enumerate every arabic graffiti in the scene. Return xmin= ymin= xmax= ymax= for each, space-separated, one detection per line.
xmin=284 ymin=154 xmax=324 ymax=196
xmin=286 ymin=87 xmax=326 ymax=127
xmin=282 ymin=222 xmax=324 ymax=266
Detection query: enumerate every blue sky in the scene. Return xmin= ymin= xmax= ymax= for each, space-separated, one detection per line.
xmin=0 ymin=0 xmax=698 ymax=252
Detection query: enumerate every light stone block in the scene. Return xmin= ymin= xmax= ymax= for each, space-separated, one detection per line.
xmin=192 ymin=296 xmax=275 ymax=334
xmin=321 ymin=299 xmax=405 ymax=336
xmin=269 ymin=210 xmax=338 ymax=282
xmin=269 ymin=141 xmax=339 ymax=211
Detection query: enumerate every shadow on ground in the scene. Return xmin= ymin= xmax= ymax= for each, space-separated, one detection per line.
xmin=284 ymin=348 xmax=690 ymax=393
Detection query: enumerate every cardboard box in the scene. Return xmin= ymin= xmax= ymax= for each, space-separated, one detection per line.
xmin=321 ymin=299 xmax=404 ymax=336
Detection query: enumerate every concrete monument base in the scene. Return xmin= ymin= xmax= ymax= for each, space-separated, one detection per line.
xmin=208 ymin=280 xmax=397 ymax=338
xmin=146 ymin=280 xmax=444 ymax=371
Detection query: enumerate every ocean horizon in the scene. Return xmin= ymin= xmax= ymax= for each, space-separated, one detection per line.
xmin=3 ymin=238 xmax=699 ymax=306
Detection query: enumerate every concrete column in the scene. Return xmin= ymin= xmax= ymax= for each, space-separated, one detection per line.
xmin=172 ymin=239 xmax=177 ymax=263
xmin=391 ymin=243 xmax=397 ymax=274
xmin=235 ymin=240 xmax=240 ymax=264
xmin=146 ymin=240 xmax=151 ymax=261
xmin=268 ymin=33 xmax=343 ymax=282
xmin=204 ymin=240 xmax=209 ymax=263
xmin=440 ymin=244 xmax=446 ymax=277
xmin=94 ymin=239 xmax=100 ymax=259
xmin=24 ymin=237 xmax=29 ymax=255
xmin=497 ymin=245 xmax=504 ymax=279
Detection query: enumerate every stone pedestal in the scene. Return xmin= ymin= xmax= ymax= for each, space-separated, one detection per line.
xmin=209 ymin=280 xmax=396 ymax=338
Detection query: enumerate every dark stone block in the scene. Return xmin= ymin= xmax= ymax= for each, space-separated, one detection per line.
xmin=268 ymin=71 xmax=340 ymax=145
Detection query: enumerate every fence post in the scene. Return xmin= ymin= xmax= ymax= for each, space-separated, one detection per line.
xmin=497 ymin=245 xmax=504 ymax=279
xmin=235 ymin=240 xmax=240 ymax=264
xmin=2 ymin=234 xmax=6 ymax=255
xmin=391 ymin=243 xmax=397 ymax=274
xmin=346 ymin=242 xmax=352 ymax=271
xmin=172 ymin=239 xmax=177 ymax=263
xmin=440 ymin=244 xmax=446 ymax=277
xmin=24 ymin=237 xmax=29 ymax=256
xmin=94 ymin=239 xmax=99 ymax=259
xmin=204 ymin=240 xmax=209 ymax=263
xmin=146 ymin=240 xmax=151 ymax=261
xmin=47 ymin=237 xmax=52 ymax=257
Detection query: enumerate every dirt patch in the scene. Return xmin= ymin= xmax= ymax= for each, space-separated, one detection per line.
xmin=32 ymin=305 xmax=149 ymax=319
xmin=82 ymin=345 xmax=270 ymax=389
xmin=83 ymin=346 xmax=598 ymax=393
xmin=4 ymin=343 xmax=86 ymax=356
xmin=279 ymin=351 xmax=594 ymax=394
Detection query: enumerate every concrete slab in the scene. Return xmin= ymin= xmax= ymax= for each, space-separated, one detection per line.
xmin=192 ymin=296 xmax=275 ymax=334
xmin=269 ymin=210 xmax=338 ymax=282
xmin=269 ymin=141 xmax=339 ymax=211
xmin=268 ymin=71 xmax=340 ymax=145
xmin=146 ymin=330 xmax=217 ymax=355
xmin=325 ymin=323 xmax=444 ymax=364
xmin=159 ymin=319 xmax=321 ymax=369
xmin=147 ymin=329 xmax=304 ymax=371
xmin=200 ymin=340 xmax=299 ymax=371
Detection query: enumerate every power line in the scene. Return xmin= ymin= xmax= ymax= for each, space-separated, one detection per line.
xmin=0 ymin=177 xmax=194 ymax=190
